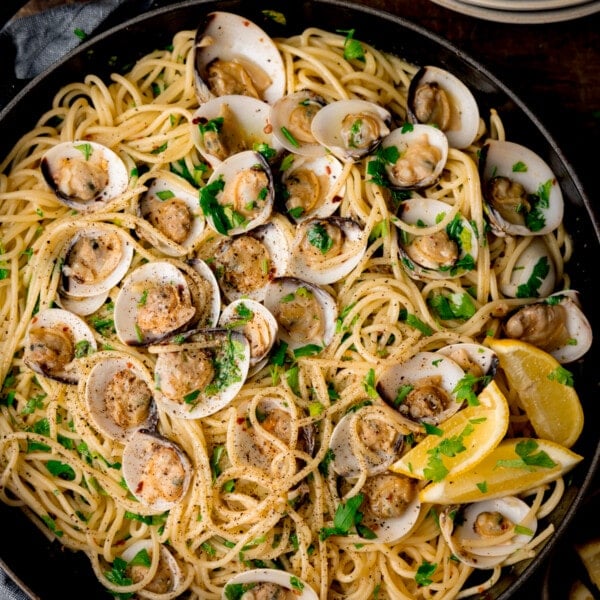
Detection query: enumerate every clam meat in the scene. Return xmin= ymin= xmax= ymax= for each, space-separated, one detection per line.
xmin=222 ymin=568 xmax=318 ymax=600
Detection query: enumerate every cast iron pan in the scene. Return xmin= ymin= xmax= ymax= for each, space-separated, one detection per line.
xmin=0 ymin=1 xmax=598 ymax=598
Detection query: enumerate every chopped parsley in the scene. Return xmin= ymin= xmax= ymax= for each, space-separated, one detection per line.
xmin=337 ymin=28 xmax=365 ymax=62
xmin=319 ymin=494 xmax=376 ymax=540
xmin=495 ymin=439 xmax=557 ymax=470
xmin=306 ymin=222 xmax=333 ymax=254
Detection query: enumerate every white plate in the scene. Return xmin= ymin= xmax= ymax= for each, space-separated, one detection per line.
xmin=429 ymin=0 xmax=600 ymax=22
xmin=459 ymin=0 xmax=592 ymax=10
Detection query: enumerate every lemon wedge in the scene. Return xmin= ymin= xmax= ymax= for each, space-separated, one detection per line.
xmin=486 ymin=338 xmax=583 ymax=448
xmin=419 ymin=437 xmax=583 ymax=504
xmin=390 ymin=380 xmax=509 ymax=480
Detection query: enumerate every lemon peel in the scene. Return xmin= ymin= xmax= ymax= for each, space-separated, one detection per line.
xmin=486 ymin=338 xmax=583 ymax=448
xmin=419 ymin=437 xmax=583 ymax=504
xmin=390 ymin=380 xmax=509 ymax=480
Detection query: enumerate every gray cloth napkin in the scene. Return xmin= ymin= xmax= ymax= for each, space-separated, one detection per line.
xmin=0 ymin=567 xmax=29 ymax=600
xmin=1 ymin=0 xmax=128 ymax=79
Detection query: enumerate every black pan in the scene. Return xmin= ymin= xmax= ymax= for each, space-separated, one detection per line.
xmin=1 ymin=1 xmax=598 ymax=598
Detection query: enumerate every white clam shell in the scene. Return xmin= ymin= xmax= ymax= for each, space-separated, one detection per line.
xmin=114 ymin=261 xmax=195 ymax=346
xmin=194 ymin=11 xmax=285 ymax=105
xmin=377 ymin=351 xmax=467 ymax=425
xmin=395 ymin=197 xmax=478 ymax=280
xmin=41 ymin=140 xmax=128 ymax=212
xmin=122 ymin=429 xmax=192 ymax=513
xmin=330 ymin=405 xmax=404 ymax=478
xmin=212 ymin=219 xmax=291 ymax=303
xmin=289 ymin=216 xmax=366 ymax=285
xmin=203 ymin=150 xmax=274 ymax=235
xmin=219 ymin=298 xmax=278 ymax=375
xmin=436 ymin=342 xmax=498 ymax=379
xmin=120 ymin=539 xmax=184 ymax=595
xmin=191 ymin=95 xmax=283 ymax=168
xmin=59 ymin=224 xmax=134 ymax=299
xmin=263 ymin=277 xmax=338 ymax=351
xmin=186 ymin=258 xmax=222 ymax=329
xmin=310 ymin=99 xmax=391 ymax=162
xmin=152 ymin=329 xmax=250 ymax=419
xmin=481 ymin=139 xmax=564 ymax=236
xmin=379 ymin=123 xmax=449 ymax=189
xmin=281 ymin=154 xmax=346 ymax=223
xmin=500 ymin=237 xmax=556 ymax=299
xmin=270 ymin=91 xmax=327 ymax=156
xmin=23 ymin=307 xmax=97 ymax=384
xmin=440 ymin=496 xmax=537 ymax=569
xmin=407 ymin=65 xmax=480 ymax=150
xmin=138 ymin=175 xmax=205 ymax=257
xmin=222 ymin=568 xmax=318 ymax=600
xmin=84 ymin=352 xmax=157 ymax=442
xmin=56 ymin=290 xmax=109 ymax=317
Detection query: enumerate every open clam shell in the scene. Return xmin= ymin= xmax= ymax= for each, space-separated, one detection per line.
xmin=219 ymin=298 xmax=278 ymax=375
xmin=376 ymin=351 xmax=467 ymax=426
xmin=440 ymin=496 xmax=537 ymax=569
xmin=114 ymin=261 xmax=196 ymax=346
xmin=151 ymin=328 xmax=250 ymax=419
xmin=378 ymin=123 xmax=449 ymax=190
xmin=211 ymin=219 xmax=291 ymax=303
xmin=194 ymin=11 xmax=285 ymax=105
xmin=407 ymin=65 xmax=480 ymax=150
xmin=480 ymin=139 xmax=564 ymax=237
xmin=263 ymin=277 xmax=338 ymax=351
xmin=222 ymin=568 xmax=318 ymax=600
xmin=120 ymin=539 xmax=184 ymax=596
xmin=84 ymin=352 xmax=157 ymax=442
xmin=23 ymin=307 xmax=97 ymax=384
xmin=191 ymin=95 xmax=283 ymax=168
xmin=138 ymin=175 xmax=205 ymax=257
xmin=280 ymin=153 xmax=346 ymax=223
xmin=310 ymin=99 xmax=391 ymax=162
xmin=41 ymin=140 xmax=128 ymax=212
xmin=122 ymin=429 xmax=192 ymax=513
xmin=202 ymin=150 xmax=275 ymax=236
xmin=270 ymin=91 xmax=328 ymax=156
xmin=436 ymin=342 xmax=498 ymax=382
xmin=288 ymin=216 xmax=367 ymax=285
xmin=395 ymin=197 xmax=478 ymax=280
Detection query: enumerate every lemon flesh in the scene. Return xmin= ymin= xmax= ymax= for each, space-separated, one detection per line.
xmin=486 ymin=338 xmax=584 ymax=448
xmin=420 ymin=437 xmax=583 ymax=504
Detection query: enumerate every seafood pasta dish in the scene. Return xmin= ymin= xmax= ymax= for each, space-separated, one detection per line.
xmin=0 ymin=9 xmax=593 ymax=600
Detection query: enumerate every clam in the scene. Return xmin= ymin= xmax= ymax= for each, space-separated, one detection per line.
xmin=377 ymin=123 xmax=449 ymax=190
xmin=58 ymin=225 xmax=134 ymax=316
xmin=480 ymin=139 xmax=564 ymax=237
xmin=376 ymin=351 xmax=468 ymax=426
xmin=122 ymin=429 xmax=192 ymax=513
xmin=113 ymin=261 xmax=196 ymax=346
xmin=330 ymin=404 xmax=405 ymax=478
xmin=120 ymin=539 xmax=184 ymax=596
xmin=41 ymin=140 xmax=128 ymax=212
xmin=202 ymin=150 xmax=275 ymax=236
xmin=439 ymin=496 xmax=537 ymax=568
xmin=310 ymin=99 xmax=391 ymax=162
xmin=194 ymin=11 xmax=285 ymax=105
xmin=84 ymin=352 xmax=157 ymax=442
xmin=395 ymin=197 xmax=478 ymax=280
xmin=219 ymin=299 xmax=278 ymax=375
xmin=500 ymin=237 xmax=556 ymax=299
xmin=211 ymin=220 xmax=291 ymax=303
xmin=288 ymin=216 xmax=367 ymax=285
xmin=359 ymin=473 xmax=422 ymax=543
xmin=138 ymin=175 xmax=205 ymax=257
xmin=222 ymin=568 xmax=318 ymax=600
xmin=23 ymin=307 xmax=97 ymax=384
xmin=263 ymin=277 xmax=338 ymax=351
xmin=436 ymin=342 xmax=498 ymax=382
xmin=229 ymin=396 xmax=296 ymax=473
xmin=182 ymin=258 xmax=222 ymax=330
xmin=191 ymin=95 xmax=283 ymax=168
xmin=270 ymin=91 xmax=328 ymax=156
xmin=503 ymin=290 xmax=593 ymax=363
xmin=280 ymin=153 xmax=346 ymax=223
xmin=407 ymin=65 xmax=480 ymax=150
xmin=151 ymin=329 xmax=250 ymax=419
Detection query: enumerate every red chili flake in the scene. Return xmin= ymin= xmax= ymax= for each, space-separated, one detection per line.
xmin=136 ymin=480 xmax=144 ymax=493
